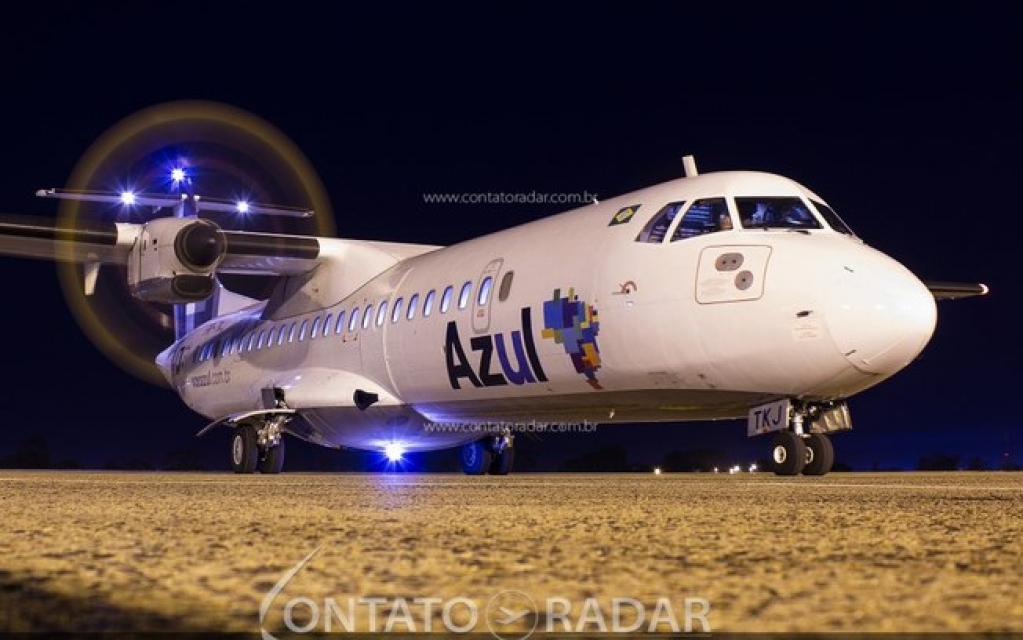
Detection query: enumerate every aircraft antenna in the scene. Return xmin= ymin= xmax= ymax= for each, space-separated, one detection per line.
xmin=683 ymin=155 xmax=699 ymax=177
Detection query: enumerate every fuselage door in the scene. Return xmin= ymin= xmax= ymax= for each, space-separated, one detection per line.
xmin=472 ymin=258 xmax=503 ymax=334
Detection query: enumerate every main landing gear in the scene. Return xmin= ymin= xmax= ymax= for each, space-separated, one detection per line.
xmin=752 ymin=400 xmax=850 ymax=477
xmin=231 ymin=414 xmax=289 ymax=474
xmin=461 ymin=431 xmax=515 ymax=475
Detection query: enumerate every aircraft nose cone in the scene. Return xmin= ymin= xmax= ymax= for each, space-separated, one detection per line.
xmin=827 ymin=258 xmax=937 ymax=375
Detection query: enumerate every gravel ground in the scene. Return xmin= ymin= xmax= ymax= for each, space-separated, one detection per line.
xmin=1 ymin=471 xmax=1021 ymax=635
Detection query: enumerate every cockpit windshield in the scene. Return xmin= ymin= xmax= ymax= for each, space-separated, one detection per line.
xmin=734 ymin=197 xmax=822 ymax=230
xmin=810 ymin=200 xmax=855 ymax=236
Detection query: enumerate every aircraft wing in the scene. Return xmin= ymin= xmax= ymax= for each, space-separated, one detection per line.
xmin=0 ymin=213 xmax=322 ymax=276
xmin=924 ymin=281 xmax=990 ymax=301
xmin=0 ymin=214 xmax=130 ymax=263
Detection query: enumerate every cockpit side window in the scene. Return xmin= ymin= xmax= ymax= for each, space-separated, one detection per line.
xmin=811 ymin=200 xmax=855 ymax=236
xmin=635 ymin=202 xmax=685 ymax=243
xmin=734 ymin=197 xmax=822 ymax=230
xmin=670 ymin=198 xmax=731 ymax=241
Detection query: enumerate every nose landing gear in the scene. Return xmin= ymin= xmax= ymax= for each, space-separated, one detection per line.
xmin=752 ymin=400 xmax=848 ymax=476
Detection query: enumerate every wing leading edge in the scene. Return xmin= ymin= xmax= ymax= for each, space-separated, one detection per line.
xmin=0 ymin=213 xmax=323 ymax=276
xmin=925 ymin=281 xmax=990 ymax=301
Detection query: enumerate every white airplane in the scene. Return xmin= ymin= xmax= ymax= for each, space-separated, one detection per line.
xmin=0 ymin=157 xmax=987 ymax=476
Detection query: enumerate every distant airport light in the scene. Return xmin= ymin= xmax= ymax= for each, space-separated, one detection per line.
xmin=236 ymin=201 xmax=250 ymax=214
xmin=171 ymin=167 xmax=186 ymax=183
xmin=120 ymin=191 xmax=136 ymax=205
xmin=384 ymin=442 xmax=405 ymax=462
xmin=653 ymin=467 xmax=662 ymax=475
xmin=749 ymin=463 xmax=758 ymax=473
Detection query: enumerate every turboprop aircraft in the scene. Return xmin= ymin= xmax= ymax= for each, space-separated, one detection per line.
xmin=0 ymin=156 xmax=987 ymax=476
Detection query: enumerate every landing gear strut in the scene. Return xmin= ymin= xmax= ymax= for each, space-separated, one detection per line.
xmin=461 ymin=430 xmax=515 ymax=475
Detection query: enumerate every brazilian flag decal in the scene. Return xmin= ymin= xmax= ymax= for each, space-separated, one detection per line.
xmin=608 ymin=204 xmax=641 ymax=226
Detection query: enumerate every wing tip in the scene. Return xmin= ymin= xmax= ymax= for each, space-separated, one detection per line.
xmin=925 ymin=280 xmax=990 ymax=300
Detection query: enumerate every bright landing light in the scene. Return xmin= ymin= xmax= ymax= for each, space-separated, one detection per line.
xmin=384 ymin=442 xmax=406 ymax=462
xmin=171 ymin=167 xmax=186 ymax=183
xmin=236 ymin=201 xmax=250 ymax=214
xmin=120 ymin=191 xmax=136 ymax=205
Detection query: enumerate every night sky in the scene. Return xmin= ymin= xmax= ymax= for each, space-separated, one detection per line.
xmin=0 ymin=3 xmax=1018 ymax=471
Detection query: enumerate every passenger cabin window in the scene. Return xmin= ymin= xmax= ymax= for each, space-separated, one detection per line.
xmin=299 ymin=320 xmax=309 ymax=341
xmin=735 ymin=197 xmax=822 ymax=230
xmin=322 ymin=314 xmax=332 ymax=337
xmin=423 ymin=290 xmax=436 ymax=317
xmin=458 ymin=282 xmax=472 ymax=309
xmin=440 ymin=286 xmax=453 ymax=313
xmin=256 ymin=330 xmax=265 ymax=350
xmin=268 ymin=327 xmax=277 ymax=347
xmin=376 ymin=301 xmax=388 ymax=326
xmin=288 ymin=323 xmax=297 ymax=343
xmin=221 ymin=340 xmax=231 ymax=358
xmin=311 ymin=316 xmax=322 ymax=339
xmin=670 ymin=198 xmax=731 ymax=241
xmin=349 ymin=308 xmax=360 ymax=332
xmin=362 ymin=305 xmax=374 ymax=329
xmin=478 ymin=276 xmax=493 ymax=305
xmin=278 ymin=327 xmax=287 ymax=346
xmin=407 ymin=294 xmax=419 ymax=320
xmin=335 ymin=311 xmax=346 ymax=334
xmin=392 ymin=298 xmax=404 ymax=323
xmin=811 ymin=200 xmax=854 ymax=235
xmin=636 ymin=202 xmax=685 ymax=243
xmin=498 ymin=271 xmax=514 ymax=301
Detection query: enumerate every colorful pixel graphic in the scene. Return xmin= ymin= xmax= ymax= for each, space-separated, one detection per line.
xmin=542 ymin=288 xmax=602 ymax=389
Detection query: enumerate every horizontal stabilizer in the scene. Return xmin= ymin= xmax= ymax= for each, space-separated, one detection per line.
xmin=36 ymin=188 xmax=313 ymax=217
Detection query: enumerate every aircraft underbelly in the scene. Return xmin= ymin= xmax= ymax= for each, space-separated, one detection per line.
xmin=293 ymin=387 xmax=796 ymax=453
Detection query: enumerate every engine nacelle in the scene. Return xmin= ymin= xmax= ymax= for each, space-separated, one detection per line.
xmin=128 ymin=218 xmax=226 ymax=303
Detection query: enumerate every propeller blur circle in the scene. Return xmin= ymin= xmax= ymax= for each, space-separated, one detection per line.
xmin=55 ymin=100 xmax=336 ymax=386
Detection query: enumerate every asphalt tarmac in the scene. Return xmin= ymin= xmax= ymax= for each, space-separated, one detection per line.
xmin=1 ymin=471 xmax=1021 ymax=636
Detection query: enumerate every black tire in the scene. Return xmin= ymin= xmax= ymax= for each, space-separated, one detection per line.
xmin=771 ymin=431 xmax=807 ymax=476
xmin=489 ymin=446 xmax=515 ymax=476
xmin=231 ymin=424 xmax=258 ymax=474
xmin=461 ymin=440 xmax=493 ymax=475
xmin=802 ymin=433 xmax=834 ymax=476
xmin=258 ymin=438 xmax=286 ymax=474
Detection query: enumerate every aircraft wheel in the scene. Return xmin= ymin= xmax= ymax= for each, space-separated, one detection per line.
xmin=771 ymin=431 xmax=807 ymax=476
xmin=461 ymin=440 xmax=493 ymax=475
xmin=489 ymin=446 xmax=515 ymax=476
xmin=258 ymin=438 xmax=286 ymax=474
xmin=802 ymin=433 xmax=834 ymax=476
xmin=231 ymin=424 xmax=258 ymax=474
